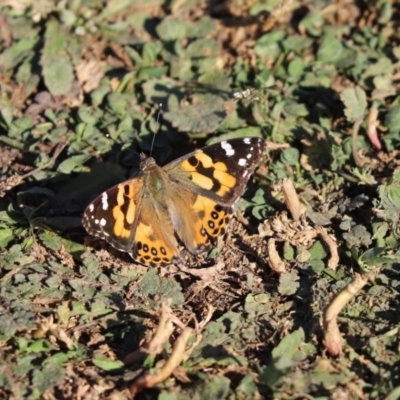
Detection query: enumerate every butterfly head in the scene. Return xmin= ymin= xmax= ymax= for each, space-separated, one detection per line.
xmin=140 ymin=154 xmax=157 ymax=171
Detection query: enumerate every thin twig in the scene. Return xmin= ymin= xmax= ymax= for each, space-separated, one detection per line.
xmin=21 ymin=141 xmax=67 ymax=180
xmin=267 ymin=238 xmax=286 ymax=273
xmin=315 ymin=225 xmax=339 ymax=270
xmin=351 ymin=118 xmax=364 ymax=167
xmin=282 ymin=178 xmax=306 ymax=221
xmin=323 ymin=273 xmax=375 ymax=356
xmin=129 ymin=328 xmax=193 ymax=396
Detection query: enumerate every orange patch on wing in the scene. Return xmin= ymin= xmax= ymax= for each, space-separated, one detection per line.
xmin=181 ymin=153 xmax=236 ymax=194
xmin=192 ymin=194 xmax=211 ymax=211
xmin=136 ymin=222 xmax=154 ymax=238
xmin=213 ymin=170 xmax=236 ymax=196
xmin=112 ymin=206 xmax=130 ymax=238
xmin=111 ymin=182 xmax=142 ymax=238
xmin=190 ymin=218 xmax=211 ymax=252
xmin=125 ymin=199 xmax=136 ymax=224
xmin=192 ymin=195 xmax=232 ymax=240
xmin=190 ymin=172 xmax=214 ymax=190
xmin=194 ymin=151 xmax=213 ymax=167
xmin=134 ymin=222 xmax=179 ymax=267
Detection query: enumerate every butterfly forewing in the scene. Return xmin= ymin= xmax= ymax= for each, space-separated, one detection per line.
xmin=83 ymin=175 xmax=182 ymax=267
xmin=82 ymin=180 xmax=142 ymax=252
xmin=164 ymin=137 xmax=267 ymax=206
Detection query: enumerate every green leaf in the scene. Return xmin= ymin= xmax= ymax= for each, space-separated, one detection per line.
xmin=385 ymin=104 xmax=400 ymax=134
xmin=244 ymin=293 xmax=270 ymax=316
xmin=0 ymin=310 xmax=36 ymax=341
xmin=331 ymin=143 xmax=349 ymax=170
xmin=283 ymin=242 xmax=295 ymax=260
xmin=57 ymin=154 xmax=91 ymax=174
xmin=47 ymin=352 xmax=70 ymax=366
xmin=280 ymin=147 xmax=300 ymax=166
xmin=0 ymin=37 xmax=38 ymax=70
xmin=375 ymin=169 xmax=400 ymax=226
xmin=317 ymin=33 xmax=344 ymax=64
xmin=32 ymin=362 xmax=64 ymax=394
xmin=186 ymin=16 xmax=215 ymax=38
xmin=156 ymin=16 xmax=214 ymax=41
xmin=235 ymin=374 xmax=258 ymax=398
xmin=308 ymin=240 xmax=328 ymax=260
xmin=156 ymin=16 xmax=190 ymax=40
xmin=278 ymin=271 xmax=300 ymax=296
xmin=0 ymin=227 xmax=14 ymax=248
xmin=358 ymin=247 xmax=391 ymax=267
xmin=188 ymin=375 xmax=231 ymax=399
xmin=80 ymin=251 xmax=100 ymax=273
xmin=185 ymin=38 xmax=219 ymax=59
xmin=41 ymin=19 xmax=74 ymax=95
xmin=272 ymin=327 xmax=315 ymax=362
xmin=135 ymin=269 xmax=184 ymax=306
xmin=254 ymin=31 xmax=285 ymax=59
xmin=283 ymin=102 xmax=309 ymax=117
xmin=340 ymin=87 xmax=367 ymax=122
xmin=9 ymin=115 xmax=34 ymax=138
xmin=26 ymin=339 xmax=52 ymax=353
xmin=287 ymin=58 xmax=306 ymax=81
xmin=343 ymin=224 xmax=372 ymax=248
xmin=142 ymin=42 xmax=163 ymax=65
xmin=92 ymin=355 xmax=124 ymax=371
xmin=96 ymin=0 xmax=134 ymax=20
xmin=39 ymin=230 xmax=62 ymax=251
xmin=164 ymin=94 xmax=226 ymax=133
xmin=309 ymin=259 xmax=325 ymax=273
xmin=159 ymin=392 xmax=187 ymax=400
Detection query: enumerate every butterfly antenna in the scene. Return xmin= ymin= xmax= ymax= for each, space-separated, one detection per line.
xmin=150 ymin=103 xmax=162 ymax=156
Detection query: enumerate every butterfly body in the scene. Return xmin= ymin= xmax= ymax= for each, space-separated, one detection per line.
xmin=83 ymin=137 xmax=266 ymax=267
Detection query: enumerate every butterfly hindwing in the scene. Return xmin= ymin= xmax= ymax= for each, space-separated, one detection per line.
xmin=163 ymin=184 xmax=232 ymax=255
xmin=189 ymin=194 xmax=233 ymax=243
xmin=131 ymin=197 xmax=181 ymax=267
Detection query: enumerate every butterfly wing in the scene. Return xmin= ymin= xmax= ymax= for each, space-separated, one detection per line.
xmin=164 ymin=137 xmax=267 ymax=205
xmin=164 ymin=185 xmax=233 ymax=255
xmin=82 ymin=180 xmax=142 ymax=252
xmin=163 ymin=137 xmax=267 ymax=253
xmin=82 ymin=177 xmax=181 ymax=266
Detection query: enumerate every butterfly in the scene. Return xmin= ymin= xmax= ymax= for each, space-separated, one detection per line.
xmin=82 ymin=137 xmax=267 ymax=267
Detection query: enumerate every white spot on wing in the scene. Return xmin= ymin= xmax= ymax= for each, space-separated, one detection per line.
xmin=94 ymin=219 xmax=99 ymax=224
xmin=247 ymin=153 xmax=252 ymax=159
xmin=100 ymin=218 xmax=106 ymax=226
xmin=101 ymin=193 xmax=109 ymax=210
xmin=221 ymin=141 xmax=235 ymax=156
xmin=243 ymin=138 xmax=251 ymax=144
xmin=238 ymin=158 xmax=247 ymax=166
xmin=88 ymin=204 xmax=94 ymax=212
